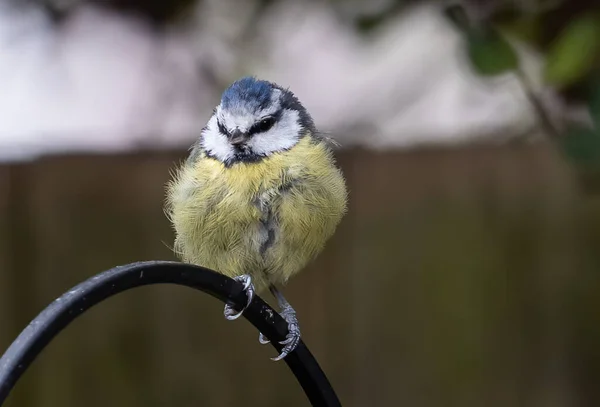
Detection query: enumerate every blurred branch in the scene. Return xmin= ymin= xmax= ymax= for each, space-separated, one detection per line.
xmin=515 ymin=68 xmax=562 ymax=139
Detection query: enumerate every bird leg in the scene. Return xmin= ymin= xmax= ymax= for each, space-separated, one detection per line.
xmin=223 ymin=274 xmax=255 ymax=320
xmin=258 ymin=285 xmax=301 ymax=361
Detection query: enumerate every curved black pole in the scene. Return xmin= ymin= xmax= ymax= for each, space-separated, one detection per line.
xmin=0 ymin=261 xmax=341 ymax=406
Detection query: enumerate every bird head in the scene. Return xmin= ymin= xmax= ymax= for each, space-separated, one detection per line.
xmin=200 ymin=77 xmax=315 ymax=165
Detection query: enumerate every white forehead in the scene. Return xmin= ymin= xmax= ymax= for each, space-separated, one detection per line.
xmin=217 ymin=88 xmax=282 ymax=131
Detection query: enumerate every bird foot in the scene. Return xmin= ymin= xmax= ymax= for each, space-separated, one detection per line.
xmin=223 ymin=274 xmax=255 ymax=321
xmin=258 ymin=305 xmax=301 ymax=361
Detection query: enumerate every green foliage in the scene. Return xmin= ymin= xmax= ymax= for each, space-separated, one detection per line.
xmin=444 ymin=4 xmax=519 ymax=76
xmin=443 ymin=3 xmax=471 ymax=32
xmin=355 ymin=15 xmax=388 ymax=32
xmin=589 ymin=79 xmax=600 ymax=128
xmin=446 ymin=2 xmax=600 ymax=176
xmin=560 ymin=125 xmax=600 ymax=170
xmin=353 ymin=0 xmax=406 ymax=33
xmin=497 ymin=15 xmax=542 ymax=47
xmin=466 ymin=28 xmax=519 ymax=76
xmin=558 ymin=82 xmax=600 ymax=171
xmin=544 ymin=14 xmax=600 ymax=88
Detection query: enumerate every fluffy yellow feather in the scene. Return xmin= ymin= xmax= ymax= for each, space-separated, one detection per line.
xmin=165 ymin=135 xmax=347 ymax=292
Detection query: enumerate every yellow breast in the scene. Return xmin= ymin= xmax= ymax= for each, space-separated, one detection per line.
xmin=165 ymin=136 xmax=347 ymax=291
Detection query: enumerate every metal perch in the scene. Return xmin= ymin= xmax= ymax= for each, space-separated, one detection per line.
xmin=0 ymin=261 xmax=341 ymax=407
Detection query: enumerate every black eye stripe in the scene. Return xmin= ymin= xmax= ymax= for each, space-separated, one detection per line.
xmin=248 ymin=116 xmax=276 ymax=135
xmin=217 ymin=120 xmax=230 ymax=137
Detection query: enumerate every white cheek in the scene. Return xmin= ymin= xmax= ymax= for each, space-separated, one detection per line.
xmin=247 ymin=109 xmax=302 ymax=155
xmin=200 ymin=115 xmax=234 ymax=162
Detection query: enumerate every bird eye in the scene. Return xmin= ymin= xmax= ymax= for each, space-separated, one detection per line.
xmin=250 ymin=117 xmax=275 ymax=135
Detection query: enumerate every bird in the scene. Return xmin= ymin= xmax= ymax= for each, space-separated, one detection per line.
xmin=165 ymin=76 xmax=348 ymax=361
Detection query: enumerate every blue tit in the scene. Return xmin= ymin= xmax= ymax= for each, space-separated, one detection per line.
xmin=165 ymin=77 xmax=348 ymax=360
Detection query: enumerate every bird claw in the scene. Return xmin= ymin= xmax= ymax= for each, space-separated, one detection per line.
xmin=271 ymin=306 xmax=301 ymax=361
xmin=279 ymin=336 xmax=294 ymax=345
xmin=256 ymin=308 xmax=301 ymax=359
xmin=227 ymin=282 xmax=300 ymax=361
xmin=223 ymin=275 xmax=255 ymax=321
xmin=258 ymin=332 xmax=270 ymax=345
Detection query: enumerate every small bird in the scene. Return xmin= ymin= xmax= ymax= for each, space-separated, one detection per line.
xmin=165 ymin=77 xmax=347 ymax=360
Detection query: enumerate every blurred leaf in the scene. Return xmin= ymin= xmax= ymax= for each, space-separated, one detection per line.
xmin=589 ymin=79 xmax=600 ymax=129
xmin=87 ymin=0 xmax=200 ymax=24
xmin=443 ymin=3 xmax=471 ymax=32
xmin=497 ymin=15 xmax=542 ymax=47
xmin=355 ymin=15 xmax=387 ymax=32
xmin=354 ymin=0 xmax=405 ymax=33
xmin=544 ymin=14 xmax=600 ymax=88
xmin=560 ymin=125 xmax=600 ymax=169
xmin=466 ymin=28 xmax=519 ymax=76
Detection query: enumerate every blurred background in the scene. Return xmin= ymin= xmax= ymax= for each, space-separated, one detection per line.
xmin=1 ymin=0 xmax=600 ymax=406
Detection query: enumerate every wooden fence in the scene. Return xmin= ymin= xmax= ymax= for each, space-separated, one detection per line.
xmin=0 ymin=143 xmax=598 ymax=407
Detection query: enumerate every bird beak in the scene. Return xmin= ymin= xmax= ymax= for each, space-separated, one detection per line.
xmin=230 ymin=129 xmax=248 ymax=146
